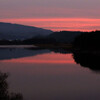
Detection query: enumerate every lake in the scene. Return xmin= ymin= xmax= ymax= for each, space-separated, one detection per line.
xmin=0 ymin=46 xmax=100 ymax=100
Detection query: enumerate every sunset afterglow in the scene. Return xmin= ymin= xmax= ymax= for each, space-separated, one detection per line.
xmin=0 ymin=0 xmax=100 ymax=99
xmin=0 ymin=18 xmax=100 ymax=31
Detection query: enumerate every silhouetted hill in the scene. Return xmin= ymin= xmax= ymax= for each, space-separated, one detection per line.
xmin=0 ymin=22 xmax=52 ymax=40
xmin=22 ymin=31 xmax=83 ymax=45
xmin=48 ymin=31 xmax=83 ymax=43
xmin=73 ymin=31 xmax=100 ymax=50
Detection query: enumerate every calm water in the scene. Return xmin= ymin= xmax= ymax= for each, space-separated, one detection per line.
xmin=0 ymin=47 xmax=100 ymax=100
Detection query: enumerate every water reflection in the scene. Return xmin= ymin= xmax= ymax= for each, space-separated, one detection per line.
xmin=0 ymin=71 xmax=23 ymax=100
xmin=0 ymin=47 xmax=72 ymax=61
xmin=49 ymin=48 xmax=72 ymax=54
xmin=51 ymin=49 xmax=100 ymax=73
xmin=0 ymin=48 xmax=50 ymax=60
xmin=0 ymin=47 xmax=100 ymax=73
xmin=50 ymin=48 xmax=100 ymax=73
xmin=73 ymin=51 xmax=100 ymax=72
xmin=0 ymin=47 xmax=100 ymax=100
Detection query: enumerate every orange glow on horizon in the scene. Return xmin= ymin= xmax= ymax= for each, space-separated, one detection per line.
xmin=0 ymin=18 xmax=100 ymax=22
xmin=0 ymin=18 xmax=100 ymax=31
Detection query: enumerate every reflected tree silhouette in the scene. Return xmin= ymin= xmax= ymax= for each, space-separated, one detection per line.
xmin=0 ymin=72 xmax=23 ymax=100
xmin=73 ymin=51 xmax=100 ymax=72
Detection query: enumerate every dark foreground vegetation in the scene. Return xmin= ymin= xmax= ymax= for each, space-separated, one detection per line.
xmin=0 ymin=71 xmax=23 ymax=100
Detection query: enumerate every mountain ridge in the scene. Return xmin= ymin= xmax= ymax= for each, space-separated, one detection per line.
xmin=48 ymin=31 xmax=83 ymax=43
xmin=0 ymin=22 xmax=53 ymax=40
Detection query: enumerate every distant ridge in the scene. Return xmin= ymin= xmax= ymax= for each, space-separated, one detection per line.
xmin=0 ymin=22 xmax=53 ymax=40
xmin=48 ymin=31 xmax=83 ymax=43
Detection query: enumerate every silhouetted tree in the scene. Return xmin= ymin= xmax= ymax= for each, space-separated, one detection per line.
xmin=0 ymin=72 xmax=23 ymax=100
xmin=0 ymin=72 xmax=9 ymax=100
xmin=73 ymin=31 xmax=100 ymax=50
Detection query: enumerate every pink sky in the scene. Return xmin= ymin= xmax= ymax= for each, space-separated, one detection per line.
xmin=0 ymin=0 xmax=100 ymax=31
xmin=0 ymin=18 xmax=100 ymax=31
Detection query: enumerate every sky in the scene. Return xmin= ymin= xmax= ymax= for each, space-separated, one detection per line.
xmin=0 ymin=0 xmax=100 ymax=31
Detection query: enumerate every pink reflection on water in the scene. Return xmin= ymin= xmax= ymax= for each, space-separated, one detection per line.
xmin=2 ymin=53 xmax=75 ymax=64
